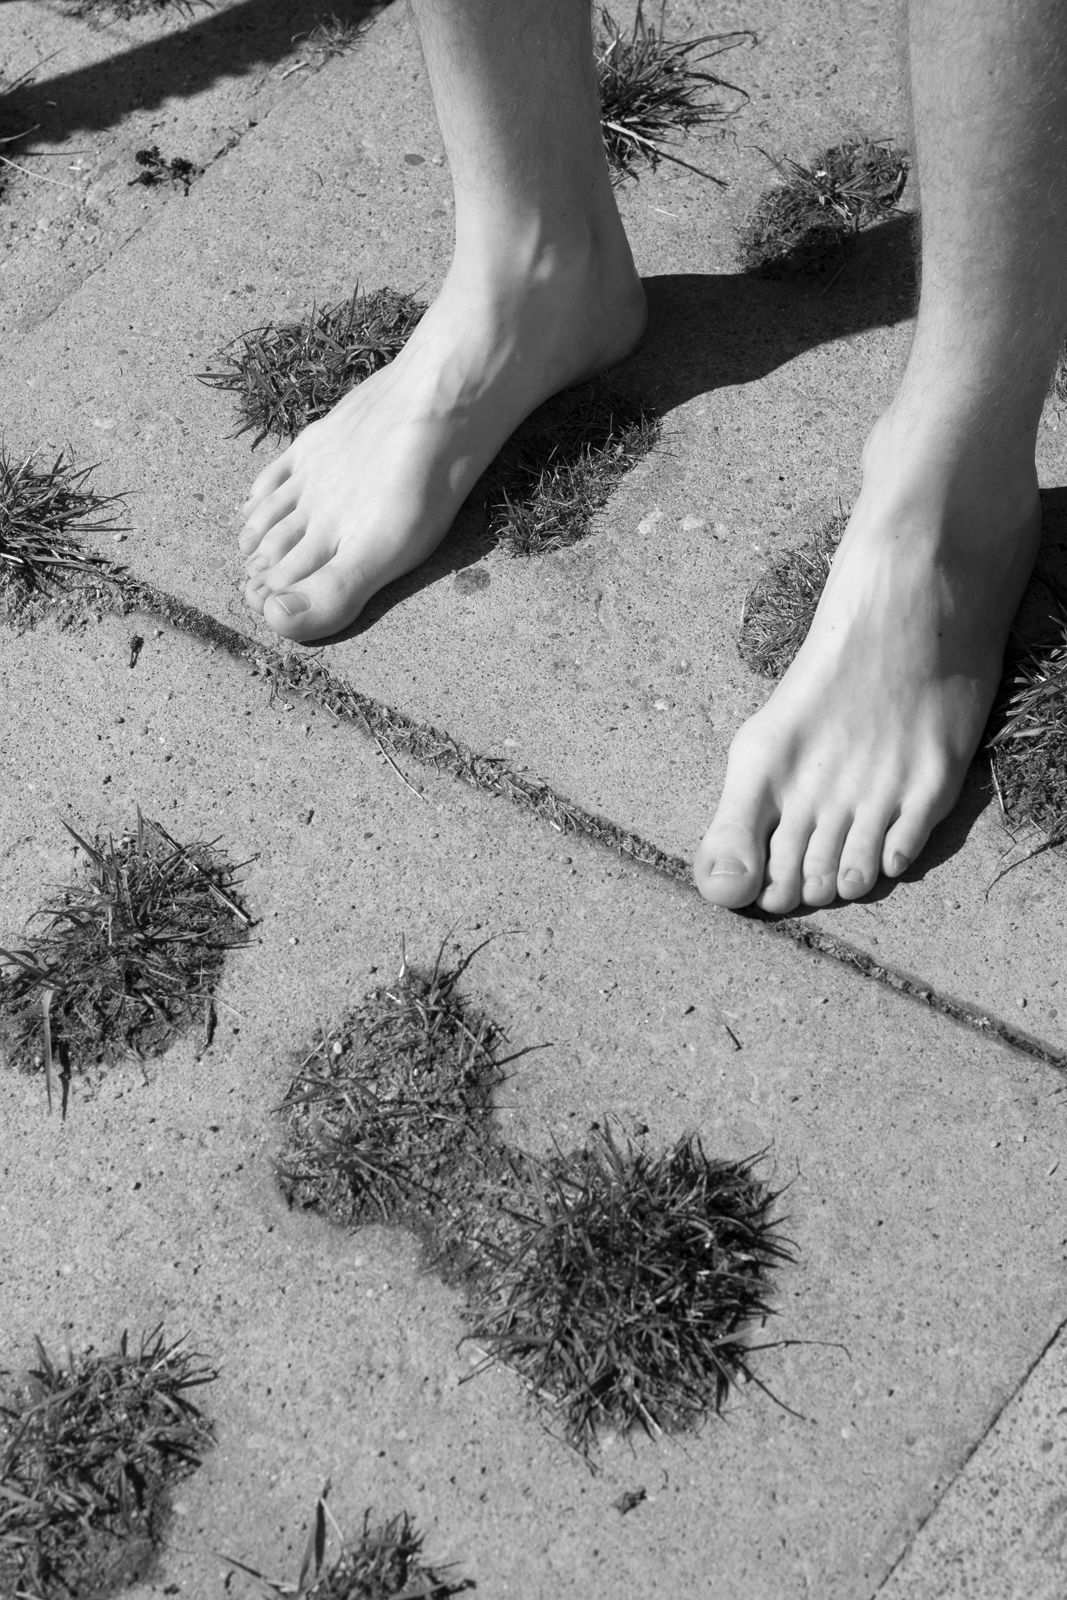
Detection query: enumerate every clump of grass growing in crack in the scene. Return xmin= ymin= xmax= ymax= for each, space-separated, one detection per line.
xmin=223 ymin=1489 xmax=468 ymax=1600
xmin=0 ymin=813 xmax=252 ymax=1098
xmin=129 ymin=145 xmax=202 ymax=193
xmin=738 ymin=514 xmax=845 ymax=678
xmin=277 ymin=943 xmax=510 ymax=1278
xmin=293 ymin=12 xmax=368 ymax=68
xmin=989 ymin=625 xmax=1067 ymax=844
xmin=0 ymin=448 xmax=126 ymax=623
xmin=738 ymin=140 xmax=909 ymax=278
xmin=596 ymin=3 xmax=751 ymax=183
xmin=0 ymin=1328 xmax=216 ymax=1600
xmin=66 ymin=0 xmax=201 ymax=20
xmin=468 ymin=1124 xmax=794 ymax=1451
xmin=197 ymin=287 xmax=426 ymax=446
xmin=1052 ymin=343 xmax=1067 ymax=404
xmin=488 ymin=382 xmax=661 ymax=555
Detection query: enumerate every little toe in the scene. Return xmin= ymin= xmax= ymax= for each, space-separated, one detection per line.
xmin=837 ymin=815 xmax=891 ymax=900
xmin=756 ymin=816 xmax=813 ymax=915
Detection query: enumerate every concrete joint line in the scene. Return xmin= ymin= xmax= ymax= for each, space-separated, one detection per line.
xmin=871 ymin=1306 xmax=1067 ymax=1596
xmin=112 ymin=573 xmax=1067 ymax=1077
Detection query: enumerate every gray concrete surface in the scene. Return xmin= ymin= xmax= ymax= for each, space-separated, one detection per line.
xmin=880 ymin=1328 xmax=1067 ymax=1600
xmin=1 ymin=609 xmax=1066 ymax=1600
xmin=5 ymin=1 xmax=1066 ymax=1055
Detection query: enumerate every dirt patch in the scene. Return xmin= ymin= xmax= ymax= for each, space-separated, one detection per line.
xmin=0 ymin=813 xmax=252 ymax=1102
xmin=0 ymin=1328 xmax=215 ymax=1600
xmin=737 ymin=514 xmax=845 ymax=678
xmin=738 ymin=140 xmax=909 ymax=279
xmin=129 ymin=145 xmax=203 ymax=194
xmin=197 ymin=288 xmax=426 ymax=447
xmin=595 ymin=4 xmax=752 ymax=183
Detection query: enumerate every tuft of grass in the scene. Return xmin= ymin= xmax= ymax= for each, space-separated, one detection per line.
xmin=129 ymin=145 xmax=202 ymax=194
xmin=0 ymin=1328 xmax=216 ymax=1600
xmin=277 ymin=944 xmax=508 ymax=1276
xmin=1052 ymin=344 xmax=1067 ymax=404
xmin=0 ymin=813 xmax=252 ymax=1097
xmin=738 ymin=514 xmax=845 ymax=678
xmin=989 ymin=623 xmax=1067 ymax=844
xmin=197 ymin=287 xmax=426 ymax=447
xmin=0 ymin=448 xmax=127 ymax=623
xmin=596 ymin=3 xmax=751 ymax=183
xmin=292 ymin=12 xmax=368 ymax=68
xmin=223 ymin=1489 xmax=468 ymax=1599
xmin=738 ymin=140 xmax=909 ymax=278
xmin=488 ymin=382 xmax=661 ymax=555
xmin=469 ymin=1124 xmax=794 ymax=1451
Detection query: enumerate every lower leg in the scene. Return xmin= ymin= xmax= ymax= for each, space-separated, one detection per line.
xmin=240 ymin=0 xmax=645 ymax=641
xmin=696 ymin=0 xmax=1067 ymax=914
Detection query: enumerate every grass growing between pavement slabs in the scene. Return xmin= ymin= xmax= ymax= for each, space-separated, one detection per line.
xmin=200 ymin=296 xmax=660 ymax=553
xmin=0 ymin=448 xmax=127 ymax=626
xmin=0 ymin=1328 xmax=216 ymax=1600
xmin=198 ymin=288 xmax=426 ymax=447
xmin=0 ymin=813 xmax=252 ymax=1104
xmin=595 ymin=3 xmax=752 ymax=183
xmin=738 ymin=514 xmax=845 ymax=678
xmin=66 ymin=0 xmax=201 ymax=19
xmin=291 ymin=13 xmax=369 ymax=71
xmin=278 ymin=948 xmax=794 ymax=1451
xmin=223 ymin=1490 xmax=469 ymax=1599
xmin=738 ymin=140 xmax=909 ymax=278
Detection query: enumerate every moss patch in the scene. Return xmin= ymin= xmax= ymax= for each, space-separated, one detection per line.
xmin=197 ymin=288 xmax=426 ymax=447
xmin=595 ymin=4 xmax=751 ymax=183
xmin=0 ymin=813 xmax=251 ymax=1099
xmin=0 ymin=448 xmax=126 ymax=627
xmin=738 ymin=515 xmax=845 ymax=678
xmin=0 ymin=1329 xmax=215 ymax=1600
xmin=279 ymin=952 xmax=794 ymax=1451
xmin=738 ymin=140 xmax=909 ymax=279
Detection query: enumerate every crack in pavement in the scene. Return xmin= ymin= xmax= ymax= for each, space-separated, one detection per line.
xmin=88 ymin=570 xmax=1067 ymax=1078
xmin=871 ymin=1308 xmax=1067 ymax=1596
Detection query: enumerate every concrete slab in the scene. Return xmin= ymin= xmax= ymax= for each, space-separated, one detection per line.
xmin=880 ymin=1328 xmax=1067 ymax=1600
xmin=2 ymin=609 xmax=1067 ymax=1599
xmin=0 ymin=0 xmax=383 ymax=340
xmin=5 ymin=1 xmax=1066 ymax=1056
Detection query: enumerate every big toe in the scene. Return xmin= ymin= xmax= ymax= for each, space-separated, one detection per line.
xmin=261 ymin=548 xmax=375 ymax=641
xmin=693 ymin=822 xmax=766 ymax=909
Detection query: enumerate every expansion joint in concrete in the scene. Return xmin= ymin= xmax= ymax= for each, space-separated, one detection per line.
xmin=114 ymin=572 xmax=1067 ymax=1078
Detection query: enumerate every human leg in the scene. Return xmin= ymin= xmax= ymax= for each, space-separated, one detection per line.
xmin=696 ymin=0 xmax=1067 ymax=913
xmin=240 ymin=0 xmax=645 ymax=640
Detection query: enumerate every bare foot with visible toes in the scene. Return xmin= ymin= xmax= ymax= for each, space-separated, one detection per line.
xmin=694 ymin=413 xmax=1041 ymax=914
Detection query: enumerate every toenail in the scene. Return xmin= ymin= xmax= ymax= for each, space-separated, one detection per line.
xmin=890 ymin=851 xmax=911 ymax=874
xmin=247 ymin=554 xmax=268 ymax=573
xmin=708 ymin=857 xmax=748 ymax=878
xmin=843 ymin=868 xmax=866 ymax=884
xmin=803 ymin=876 xmax=825 ymax=894
xmin=274 ymin=591 xmax=310 ymax=616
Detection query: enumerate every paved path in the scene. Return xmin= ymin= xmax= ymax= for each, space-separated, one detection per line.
xmin=1 ymin=3 xmax=1065 ymax=1596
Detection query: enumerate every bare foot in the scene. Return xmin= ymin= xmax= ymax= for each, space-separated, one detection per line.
xmin=238 ymin=229 xmax=646 ymax=640
xmin=694 ymin=411 xmax=1042 ymax=913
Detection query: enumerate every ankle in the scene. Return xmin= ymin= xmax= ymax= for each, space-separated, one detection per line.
xmin=861 ymin=402 xmax=1039 ymax=523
